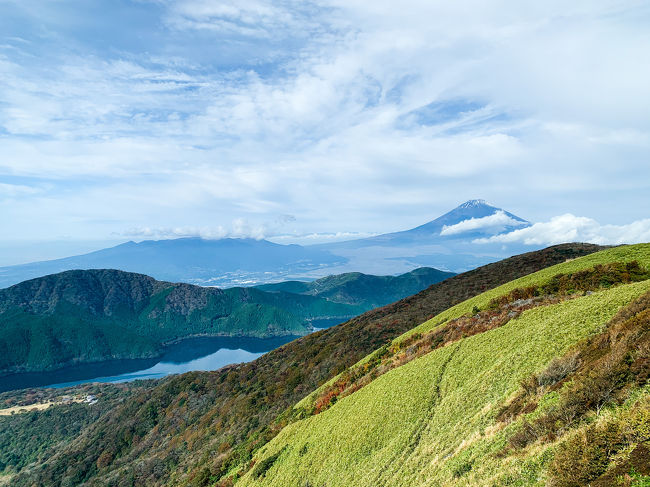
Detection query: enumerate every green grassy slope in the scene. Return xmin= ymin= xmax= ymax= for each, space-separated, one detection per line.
xmin=297 ymin=244 xmax=650 ymax=412
xmin=239 ymin=244 xmax=650 ymax=486
xmin=255 ymin=267 xmax=455 ymax=308
xmin=410 ymin=243 xmax=650 ymax=337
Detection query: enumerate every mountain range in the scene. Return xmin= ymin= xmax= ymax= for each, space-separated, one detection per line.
xmin=6 ymin=242 xmax=643 ymax=487
xmin=255 ymin=267 xmax=454 ymax=308
xmin=0 ymin=200 xmax=533 ymax=289
xmin=0 ymin=267 xmax=452 ymax=375
xmin=0 ymin=238 xmax=345 ymax=289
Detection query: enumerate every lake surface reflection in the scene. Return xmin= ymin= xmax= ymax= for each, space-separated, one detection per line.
xmin=0 ymin=335 xmax=298 ymax=392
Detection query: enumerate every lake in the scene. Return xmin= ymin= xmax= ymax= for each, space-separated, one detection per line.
xmin=0 ymin=335 xmax=301 ymax=392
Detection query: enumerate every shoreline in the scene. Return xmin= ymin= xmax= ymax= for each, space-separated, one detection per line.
xmin=0 ymin=331 xmax=308 ymax=377
xmin=0 ymin=334 xmax=303 ymax=393
xmin=0 ymin=315 xmax=352 ymax=378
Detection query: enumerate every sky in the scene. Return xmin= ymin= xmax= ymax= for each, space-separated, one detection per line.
xmin=0 ymin=0 xmax=649 ymax=264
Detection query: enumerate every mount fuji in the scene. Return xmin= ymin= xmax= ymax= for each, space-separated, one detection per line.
xmin=312 ymin=199 xmax=535 ymax=275
xmin=0 ymin=200 xmax=538 ymax=288
xmin=325 ymin=199 xmax=529 ymax=248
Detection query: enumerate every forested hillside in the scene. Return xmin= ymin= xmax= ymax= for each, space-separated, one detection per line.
xmin=256 ymin=267 xmax=455 ymax=308
xmin=0 ymin=269 xmax=357 ymax=374
xmin=0 ymin=243 xmax=603 ymax=486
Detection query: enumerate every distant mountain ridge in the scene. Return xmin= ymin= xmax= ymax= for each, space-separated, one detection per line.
xmin=0 ymin=200 xmax=535 ymax=288
xmin=0 ymin=265 xmax=454 ymax=375
xmin=311 ymin=199 xmax=536 ymax=275
xmin=0 ymin=238 xmax=345 ymax=289
xmin=256 ymin=267 xmax=455 ymax=308
xmin=318 ymin=199 xmax=529 ymax=248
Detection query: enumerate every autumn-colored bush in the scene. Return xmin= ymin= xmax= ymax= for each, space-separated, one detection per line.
xmin=505 ymin=290 xmax=650 ymax=451
xmin=535 ymin=353 xmax=580 ymax=387
xmin=547 ymin=398 xmax=650 ymax=487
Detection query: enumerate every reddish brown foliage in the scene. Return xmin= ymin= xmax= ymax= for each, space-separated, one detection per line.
xmin=309 ymin=261 xmax=650 ymax=420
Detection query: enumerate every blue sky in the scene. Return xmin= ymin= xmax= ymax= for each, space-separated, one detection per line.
xmin=1 ymin=0 xmax=649 ymax=264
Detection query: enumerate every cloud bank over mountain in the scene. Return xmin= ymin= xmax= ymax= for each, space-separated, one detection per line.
xmin=475 ymin=214 xmax=650 ymax=246
xmin=440 ymin=210 xmax=528 ymax=236
xmin=0 ymin=0 xmax=648 ymax=251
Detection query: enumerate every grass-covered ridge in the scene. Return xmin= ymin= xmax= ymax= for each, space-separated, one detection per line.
xmin=237 ymin=244 xmax=650 ymax=486
xmin=239 ymin=280 xmax=650 ymax=487
xmin=7 ymin=244 xmax=603 ymax=487
xmin=412 ymin=243 xmax=650 ymax=336
xmin=295 ymin=244 xmax=650 ymax=413
xmin=296 ymin=261 xmax=650 ymax=417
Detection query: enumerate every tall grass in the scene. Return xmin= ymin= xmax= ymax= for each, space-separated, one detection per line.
xmin=295 ymin=244 xmax=650 ymax=413
xmin=237 ymin=277 xmax=650 ymax=487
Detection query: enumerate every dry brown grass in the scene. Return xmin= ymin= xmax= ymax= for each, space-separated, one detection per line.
xmin=0 ymin=398 xmax=84 ymax=416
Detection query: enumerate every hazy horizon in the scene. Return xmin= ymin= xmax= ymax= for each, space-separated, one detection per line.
xmin=1 ymin=1 xmax=649 ymax=265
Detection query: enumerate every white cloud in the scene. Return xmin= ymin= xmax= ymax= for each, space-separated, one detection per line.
xmin=120 ymin=221 xmax=379 ymax=244
xmin=0 ymin=0 xmax=649 ymax=246
xmin=119 ymin=214 xmax=305 ymax=241
xmin=159 ymin=0 xmax=325 ymax=39
xmin=120 ymin=219 xmax=267 ymax=240
xmin=270 ymin=231 xmax=378 ymax=245
xmin=0 ymin=183 xmax=40 ymax=197
xmin=440 ymin=210 xmax=527 ymax=236
xmin=475 ymin=214 xmax=650 ymax=246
